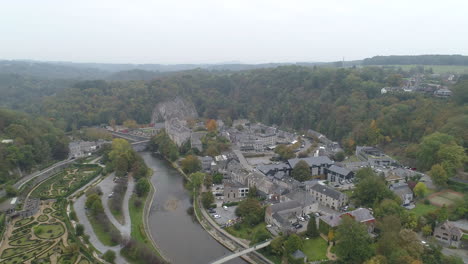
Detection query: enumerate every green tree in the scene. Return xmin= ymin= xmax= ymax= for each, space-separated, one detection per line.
xmin=306 ymin=216 xmax=319 ymax=237
xmin=5 ymin=185 xmax=17 ymax=197
xmin=135 ymin=178 xmax=150 ymax=197
xmin=452 ymin=79 xmax=468 ymax=105
xmin=335 ymin=215 xmax=373 ymax=264
xmin=422 ymin=225 xmax=432 ymax=237
xmin=291 ymin=160 xmax=310 ymax=182
xmin=284 ymin=234 xmax=303 ymax=254
xmin=274 ymin=144 xmax=296 ymax=161
xmin=417 ymin=133 xmax=460 ymax=171
xmin=190 ymin=172 xmax=204 ymax=190
xmin=102 ymin=250 xmax=116 ymax=264
xmin=413 ymin=182 xmax=428 ymax=198
xmin=204 ymin=173 xmax=213 ymax=188
xmin=334 ymin=151 xmax=345 ymax=162
xmin=354 ymin=169 xmax=395 ymax=207
xmin=429 ymin=164 xmax=448 ymax=188
xmin=268 ymin=236 xmax=284 ymax=256
xmin=201 ymin=191 xmax=214 ymax=208
xmin=75 ymin=224 xmax=84 ymax=236
xmin=212 ymin=172 xmax=223 ymax=184
xmin=181 ymin=155 xmax=201 ymax=174
xmin=437 ymin=205 xmax=448 ymax=222
xmin=235 ymin=198 xmax=264 ymax=226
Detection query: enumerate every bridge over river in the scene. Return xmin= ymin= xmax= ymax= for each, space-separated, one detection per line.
xmin=210 ymin=240 xmax=272 ymax=264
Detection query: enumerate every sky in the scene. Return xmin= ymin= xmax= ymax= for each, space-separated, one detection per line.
xmin=0 ymin=0 xmax=467 ymax=64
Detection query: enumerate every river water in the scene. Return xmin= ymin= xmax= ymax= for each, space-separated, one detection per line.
xmin=142 ymin=152 xmax=246 ymax=264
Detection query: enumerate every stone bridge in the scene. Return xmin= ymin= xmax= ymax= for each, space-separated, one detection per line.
xmin=109 ymin=131 xmax=150 ymax=152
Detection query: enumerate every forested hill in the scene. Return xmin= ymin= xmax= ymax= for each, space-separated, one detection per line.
xmin=0 ymin=109 xmax=68 ymax=184
xmin=363 ymin=55 xmax=468 ymax=65
xmin=37 ymin=66 xmax=467 ymax=152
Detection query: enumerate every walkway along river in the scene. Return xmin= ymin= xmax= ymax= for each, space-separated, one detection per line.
xmin=142 ymin=152 xmax=246 ymax=264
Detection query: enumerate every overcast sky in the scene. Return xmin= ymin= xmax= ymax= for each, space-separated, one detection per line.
xmin=1 ymin=0 xmax=467 ymax=64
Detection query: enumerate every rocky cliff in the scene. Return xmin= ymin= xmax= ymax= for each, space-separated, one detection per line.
xmin=151 ymin=97 xmax=198 ymax=123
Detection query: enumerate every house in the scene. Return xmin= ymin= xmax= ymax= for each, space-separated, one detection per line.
xmin=389 ymin=182 xmax=413 ymax=205
xmin=326 ymin=165 xmax=354 ymax=184
xmin=68 ymin=140 xmax=107 ymax=158
xmin=433 ymin=221 xmax=463 ymax=248
xmin=280 ymin=189 xmax=318 ymax=216
xmin=319 ymin=208 xmax=375 ymax=234
xmin=356 ymin=146 xmax=395 ymax=167
xmin=257 ymin=163 xmax=290 ymax=177
xmin=190 ymin=131 xmax=206 ymax=152
xmin=385 ymin=168 xmax=419 ymax=183
xmin=201 ymin=156 xmax=214 ymax=172
xmin=308 ymin=184 xmax=347 ymax=210
xmin=265 ymin=200 xmax=302 ymax=232
xmin=287 ymin=156 xmax=334 ymax=176
xmin=223 ymin=180 xmax=249 ymax=203
xmin=434 ymin=88 xmax=452 ymax=98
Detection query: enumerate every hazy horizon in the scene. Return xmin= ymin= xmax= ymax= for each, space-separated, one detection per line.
xmin=1 ymin=0 xmax=468 ymax=64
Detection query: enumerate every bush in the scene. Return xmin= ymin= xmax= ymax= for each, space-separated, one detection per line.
xmin=102 ymin=250 xmax=116 ymax=264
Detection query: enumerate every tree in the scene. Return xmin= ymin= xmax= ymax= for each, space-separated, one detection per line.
xmin=354 ymin=168 xmax=396 ymax=207
xmin=5 ymin=185 xmax=17 ymax=197
xmin=190 ymin=172 xmax=205 ymax=191
xmin=181 ymin=155 xmax=201 ymax=174
xmin=422 ymin=225 xmax=432 ymax=237
xmin=135 ymin=178 xmax=150 ymax=197
xmin=452 ymin=79 xmax=468 ymax=105
xmin=437 ymin=205 xmax=448 ymax=222
xmin=335 ymin=215 xmax=373 ymax=264
xmin=274 ymin=144 xmax=295 ymax=161
xmin=201 ymin=192 xmax=214 ymax=208
xmin=102 ymin=250 xmax=116 ymax=264
xmin=212 ymin=172 xmax=223 ymax=184
xmin=417 ymin=133 xmax=460 ymax=171
xmin=75 ymin=224 xmax=84 ymax=236
xmin=235 ymin=198 xmax=264 ymax=226
xmin=284 ymin=234 xmax=303 ymax=254
xmin=429 ymin=164 xmax=448 ymax=188
xmin=204 ymin=173 xmax=213 ymax=188
xmin=291 ymin=160 xmax=310 ymax=182
xmin=123 ymin=119 xmax=138 ymax=129
xmin=247 ymin=185 xmax=258 ymax=198
xmin=306 ymin=216 xmax=319 ymax=237
xmin=269 ymin=236 xmax=284 ymax=256
xmin=413 ymin=182 xmax=428 ymax=198
xmin=205 ymin=119 xmax=217 ymax=132
xmin=334 ymin=151 xmax=345 ymax=162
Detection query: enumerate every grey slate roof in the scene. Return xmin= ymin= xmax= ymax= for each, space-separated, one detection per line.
xmin=347 ymin=208 xmax=374 ymax=222
xmin=327 ymin=165 xmax=352 ymax=176
xmin=310 ymin=184 xmax=344 ymax=200
xmin=288 ymin=156 xmax=333 ymax=168
xmin=270 ymin=200 xmax=301 ymax=214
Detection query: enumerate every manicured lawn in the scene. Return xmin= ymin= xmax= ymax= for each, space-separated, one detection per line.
xmin=302 ymin=237 xmax=328 ymax=261
xmin=34 ymin=223 xmax=65 ymax=239
xmin=88 ymin=214 xmax=119 ymax=246
xmin=412 ymin=203 xmax=438 ymax=217
xmin=225 ymin=222 xmax=270 ymax=242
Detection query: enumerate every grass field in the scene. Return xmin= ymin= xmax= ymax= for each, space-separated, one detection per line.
xmin=302 ymin=237 xmax=328 ymax=261
xmin=412 ymin=203 xmax=438 ymax=217
xmin=427 ymin=189 xmax=464 ymax=207
xmin=225 ymin=222 xmax=271 ymax=242
xmin=382 ymin=65 xmax=468 ymax=74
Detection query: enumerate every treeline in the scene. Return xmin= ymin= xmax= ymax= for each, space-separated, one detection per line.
xmin=363 ymin=55 xmax=468 ymax=66
xmin=0 ymin=108 xmax=68 ymax=185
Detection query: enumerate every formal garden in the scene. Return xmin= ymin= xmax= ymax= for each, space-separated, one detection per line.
xmin=30 ymin=165 xmax=102 ymax=200
xmin=0 ymin=201 xmax=94 ymax=264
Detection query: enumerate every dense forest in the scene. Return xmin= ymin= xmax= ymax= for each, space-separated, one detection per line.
xmin=1 ymin=64 xmax=466 ymax=170
xmin=363 ymin=55 xmax=468 ymax=66
xmin=0 ymin=109 xmax=68 ymax=184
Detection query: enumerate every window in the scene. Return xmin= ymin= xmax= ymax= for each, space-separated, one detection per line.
xmin=441 ymin=226 xmax=446 ymax=230
xmin=442 ymin=237 xmax=448 ymax=240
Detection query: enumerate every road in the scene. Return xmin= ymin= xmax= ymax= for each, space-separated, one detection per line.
xmin=101 ymin=174 xmax=135 ymax=238
xmin=74 ymin=190 xmax=127 ymax=264
xmin=210 ymin=240 xmax=272 ymax=264
xmin=14 ymin=159 xmax=74 ymax=190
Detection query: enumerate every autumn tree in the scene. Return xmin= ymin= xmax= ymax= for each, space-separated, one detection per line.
xmin=413 ymin=182 xmax=428 ymax=198
xmin=180 ymin=155 xmax=201 ymax=174
xmin=123 ymin=119 xmax=138 ymax=129
xmin=205 ymin=119 xmax=217 ymax=132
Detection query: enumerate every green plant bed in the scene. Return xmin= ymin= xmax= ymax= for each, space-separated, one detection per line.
xmin=37 ymin=215 xmax=49 ymax=222
xmin=58 ymin=253 xmax=78 ymax=264
xmin=12 ymin=222 xmax=38 ymax=235
xmin=14 ymin=217 xmax=34 ymax=227
xmin=78 ymin=259 xmax=91 ymax=264
xmin=34 ymin=223 xmax=65 ymax=239
xmin=43 ymin=208 xmax=53 ymax=214
xmin=302 ymin=237 xmax=328 ymax=261
xmin=8 ymin=235 xmax=39 ymax=247
xmin=1 ymin=242 xmax=44 ymax=258
xmin=1 ymin=241 xmax=53 ymax=263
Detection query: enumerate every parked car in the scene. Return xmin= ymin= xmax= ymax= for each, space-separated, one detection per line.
xmin=298 ymin=217 xmax=305 ymax=222
xmin=213 ymin=214 xmax=221 ymax=219
xmin=208 ymin=209 xmax=216 ymax=214
xmin=223 ymin=206 xmax=228 ymax=210
xmin=294 ymin=224 xmax=303 ymax=229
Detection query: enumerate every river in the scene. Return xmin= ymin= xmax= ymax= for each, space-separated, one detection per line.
xmin=142 ymin=152 xmax=246 ymax=264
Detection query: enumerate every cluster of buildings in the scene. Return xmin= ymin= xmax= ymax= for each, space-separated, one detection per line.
xmin=380 ymin=73 xmax=456 ymax=98
xmin=68 ymin=140 xmax=108 ymax=159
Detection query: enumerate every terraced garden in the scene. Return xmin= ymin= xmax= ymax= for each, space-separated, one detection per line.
xmin=0 ymin=202 xmax=93 ymax=264
xmin=30 ymin=165 xmax=102 ymax=199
